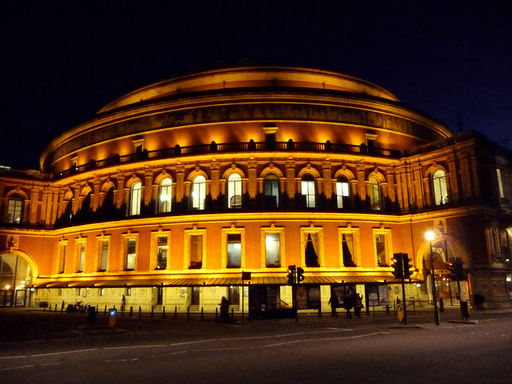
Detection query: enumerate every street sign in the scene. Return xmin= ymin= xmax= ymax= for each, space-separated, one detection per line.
xmin=396 ymin=304 xmax=404 ymax=323
xmin=108 ymin=308 xmax=117 ymax=329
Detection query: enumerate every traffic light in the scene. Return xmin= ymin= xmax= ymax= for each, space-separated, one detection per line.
xmin=403 ymin=253 xmax=413 ymax=278
xmin=391 ymin=253 xmax=403 ymax=279
xmin=287 ymin=265 xmax=296 ymax=285
xmin=449 ymin=257 xmax=466 ymax=280
xmin=296 ymin=267 xmax=305 ymax=283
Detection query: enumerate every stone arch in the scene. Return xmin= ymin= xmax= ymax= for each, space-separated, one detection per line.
xmin=425 ymin=162 xmax=449 ymax=178
xmin=333 ymin=167 xmax=356 ymax=182
xmin=417 ymin=235 xmax=472 ymax=273
xmin=260 ymin=164 xmax=284 ymax=179
xmin=0 ymin=249 xmax=39 ymax=286
xmin=5 ymin=187 xmax=29 ymax=200
xmin=297 ymin=165 xmax=321 ymax=179
xmin=221 ymin=165 xmax=245 ymax=180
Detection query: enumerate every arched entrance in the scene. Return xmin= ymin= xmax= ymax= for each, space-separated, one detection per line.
xmin=0 ymin=251 xmax=35 ymax=307
xmin=418 ymin=235 xmax=471 ymax=305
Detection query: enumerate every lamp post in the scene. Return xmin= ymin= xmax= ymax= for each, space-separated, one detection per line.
xmin=425 ymin=230 xmax=440 ymax=325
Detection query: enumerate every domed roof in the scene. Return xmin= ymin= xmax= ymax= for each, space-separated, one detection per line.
xmin=98 ymin=66 xmax=400 ymax=113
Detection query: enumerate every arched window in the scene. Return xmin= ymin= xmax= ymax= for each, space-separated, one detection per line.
xmin=432 ymin=170 xmax=448 ymax=205
xmin=336 ymin=176 xmax=350 ymax=209
xmin=159 ymin=177 xmax=173 ymax=213
xmin=263 ymin=173 xmax=280 ymax=207
xmin=129 ymin=181 xmax=142 ymax=216
xmin=369 ymin=176 xmax=381 ymax=210
xmin=227 ymin=173 xmax=242 ymax=208
xmin=301 ymin=174 xmax=316 ymax=208
xmin=7 ymin=196 xmax=23 ymax=224
xmin=191 ymin=175 xmax=206 ymax=210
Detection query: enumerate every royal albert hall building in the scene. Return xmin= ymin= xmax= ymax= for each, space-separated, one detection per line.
xmin=1 ymin=65 xmax=512 ymax=315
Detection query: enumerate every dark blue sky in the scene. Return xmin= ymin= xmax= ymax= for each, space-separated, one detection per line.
xmin=2 ymin=1 xmax=511 ymax=170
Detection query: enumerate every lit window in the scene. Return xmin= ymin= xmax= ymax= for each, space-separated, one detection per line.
xmin=227 ymin=233 xmax=242 ymax=268
xmin=374 ymin=232 xmax=391 ymax=267
xmin=263 ymin=173 xmax=279 ymax=207
xmin=229 ymin=286 xmax=240 ymax=306
xmin=432 ymin=170 xmax=448 ymax=205
xmin=369 ymin=176 xmax=381 ymax=210
xmin=497 ymin=169 xmax=504 ymax=199
xmin=77 ymin=242 xmax=85 ymax=272
xmin=7 ymin=196 xmax=23 ymax=224
xmin=301 ymin=174 xmax=316 ymax=208
xmin=265 ymin=232 xmax=281 ymax=267
xmin=126 ymin=238 xmax=137 ymax=270
xmin=156 ymin=236 xmax=168 ymax=269
xmin=304 ymin=232 xmax=320 ymax=267
xmin=227 ymin=173 xmax=242 ymax=208
xmin=99 ymin=239 xmax=109 ymax=271
xmin=130 ymin=182 xmax=142 ymax=216
xmin=189 ymin=234 xmax=203 ymax=269
xmin=58 ymin=243 xmax=67 ymax=273
xmin=336 ymin=176 xmax=350 ymax=209
xmin=342 ymin=233 xmax=356 ymax=267
xmin=191 ymin=176 xmax=206 ymax=210
xmin=159 ymin=178 xmax=173 ymax=213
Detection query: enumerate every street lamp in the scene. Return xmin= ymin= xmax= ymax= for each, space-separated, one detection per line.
xmin=424 ymin=230 xmax=440 ymax=325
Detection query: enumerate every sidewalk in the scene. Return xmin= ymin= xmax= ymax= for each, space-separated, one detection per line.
xmin=1 ymin=306 xmax=511 ymax=345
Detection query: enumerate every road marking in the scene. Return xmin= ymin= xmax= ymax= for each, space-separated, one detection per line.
xmin=144 ymin=351 xmax=187 ymax=358
xmin=0 ymin=355 xmax=28 ymax=359
xmin=350 ymin=332 xmax=381 ymax=339
xmin=104 ymin=345 xmax=167 ymax=350
xmin=264 ymin=340 xmax=301 ymax=347
xmin=170 ymin=339 xmax=217 ymax=346
xmin=218 ymin=336 xmax=272 ymax=341
xmin=41 ymin=363 xmax=60 ymax=366
xmin=196 ymin=347 xmax=245 ymax=352
xmin=274 ymin=332 xmax=305 ymax=338
xmin=31 ymin=348 xmax=99 ymax=357
xmin=0 ymin=365 xmax=35 ymax=371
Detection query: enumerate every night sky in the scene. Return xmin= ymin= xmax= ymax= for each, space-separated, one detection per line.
xmin=2 ymin=1 xmax=511 ymax=170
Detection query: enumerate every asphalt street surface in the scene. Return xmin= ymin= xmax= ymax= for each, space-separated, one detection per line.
xmin=1 ymin=308 xmax=511 ymax=383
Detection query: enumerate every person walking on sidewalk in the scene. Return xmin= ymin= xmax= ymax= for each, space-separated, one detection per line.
xmin=344 ymin=292 xmax=354 ymax=319
xmin=328 ymin=292 xmax=339 ymax=318
xmin=354 ymin=293 xmax=363 ymax=318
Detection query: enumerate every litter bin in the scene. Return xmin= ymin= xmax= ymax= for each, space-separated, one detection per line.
xmin=461 ymin=301 xmax=469 ymax=320
xmin=88 ymin=306 xmax=96 ymax=325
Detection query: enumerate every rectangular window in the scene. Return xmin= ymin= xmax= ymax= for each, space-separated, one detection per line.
xmin=126 ymin=238 xmax=137 ymax=270
xmin=99 ymin=288 xmax=104 ymax=296
xmin=342 ymin=233 xmax=357 ymax=267
xmin=228 ymin=286 xmax=240 ymax=306
xmin=190 ymin=235 xmax=203 ymax=269
xmin=156 ymin=236 xmax=168 ymax=269
xmin=227 ymin=234 xmax=242 ymax=268
xmin=58 ymin=243 xmax=67 ymax=273
xmin=126 ymin=287 xmax=132 ymax=296
xmin=497 ymin=169 xmax=505 ymax=198
xmin=99 ymin=239 xmax=109 ymax=271
xmin=373 ymin=230 xmax=392 ymax=267
xmin=7 ymin=198 xmax=23 ymax=224
xmin=265 ymin=233 xmax=281 ymax=267
xmin=77 ymin=242 xmax=86 ymax=272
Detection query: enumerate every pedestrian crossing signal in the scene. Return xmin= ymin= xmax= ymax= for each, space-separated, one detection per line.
xmin=296 ymin=267 xmax=305 ymax=283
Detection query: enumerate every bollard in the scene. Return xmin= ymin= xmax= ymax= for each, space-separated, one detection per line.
xmin=175 ymin=306 xmax=177 ymax=320
xmin=318 ymin=307 xmax=322 ymax=317
xmin=61 ymin=301 xmax=65 ymax=312
xmin=139 ymin=306 xmax=142 ymax=318
xmin=130 ymin=306 xmax=133 ymax=317
xmin=215 ymin=307 xmax=218 ymax=322
xmin=386 ymin=305 xmax=390 ymax=314
xmin=231 ymin=308 xmax=234 ymax=323
xmin=104 ymin=305 xmax=107 ymax=315
xmin=187 ymin=306 xmax=190 ymax=321
xmin=49 ymin=303 xmax=52 ymax=311
xmin=201 ymin=307 xmax=204 ymax=322
xmin=55 ymin=304 xmax=57 ymax=312
xmin=151 ymin=306 xmax=154 ymax=318
xmin=163 ymin=306 xmax=165 ymax=319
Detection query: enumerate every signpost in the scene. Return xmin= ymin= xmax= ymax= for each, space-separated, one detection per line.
xmin=108 ymin=308 xmax=117 ymax=329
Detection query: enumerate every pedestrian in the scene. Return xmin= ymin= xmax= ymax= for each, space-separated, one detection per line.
xmin=220 ymin=296 xmax=230 ymax=323
xmin=120 ymin=294 xmax=126 ymax=312
xmin=344 ymin=292 xmax=354 ymax=319
xmin=328 ymin=292 xmax=339 ymax=318
xmin=354 ymin=293 xmax=363 ymax=318
xmin=439 ymin=296 xmax=444 ymax=312
xmin=474 ymin=291 xmax=485 ymax=311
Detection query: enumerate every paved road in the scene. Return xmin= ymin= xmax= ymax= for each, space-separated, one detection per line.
xmin=1 ymin=308 xmax=511 ymax=383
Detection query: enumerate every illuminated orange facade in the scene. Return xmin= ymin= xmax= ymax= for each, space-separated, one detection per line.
xmin=1 ymin=66 xmax=511 ymax=313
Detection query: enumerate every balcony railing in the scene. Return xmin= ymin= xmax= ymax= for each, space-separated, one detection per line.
xmin=56 ymin=140 xmax=402 ymax=179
